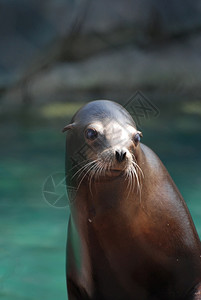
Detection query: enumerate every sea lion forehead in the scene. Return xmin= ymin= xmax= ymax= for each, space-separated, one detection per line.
xmin=73 ymin=100 xmax=135 ymax=127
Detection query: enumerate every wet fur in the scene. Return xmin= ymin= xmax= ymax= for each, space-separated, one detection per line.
xmin=64 ymin=100 xmax=201 ymax=300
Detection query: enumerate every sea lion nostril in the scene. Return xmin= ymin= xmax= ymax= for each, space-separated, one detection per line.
xmin=115 ymin=151 xmax=120 ymax=162
xmin=115 ymin=150 xmax=127 ymax=162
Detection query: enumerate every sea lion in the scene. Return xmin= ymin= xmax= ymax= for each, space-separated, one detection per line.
xmin=63 ymin=100 xmax=201 ymax=300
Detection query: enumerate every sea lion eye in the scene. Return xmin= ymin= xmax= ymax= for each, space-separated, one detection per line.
xmin=133 ymin=133 xmax=141 ymax=144
xmin=85 ymin=128 xmax=98 ymax=140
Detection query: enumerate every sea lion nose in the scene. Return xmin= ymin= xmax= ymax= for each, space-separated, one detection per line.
xmin=115 ymin=150 xmax=127 ymax=163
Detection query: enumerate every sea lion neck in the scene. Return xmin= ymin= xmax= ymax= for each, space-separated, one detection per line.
xmin=84 ymin=175 xmax=141 ymax=216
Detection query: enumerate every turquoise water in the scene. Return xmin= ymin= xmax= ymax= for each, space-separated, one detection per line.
xmin=0 ymin=102 xmax=201 ymax=299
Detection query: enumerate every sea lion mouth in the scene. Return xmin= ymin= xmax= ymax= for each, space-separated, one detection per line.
xmin=71 ymin=157 xmax=144 ymax=194
xmin=105 ymin=169 xmax=124 ymax=177
xmin=90 ymin=167 xmax=125 ymax=179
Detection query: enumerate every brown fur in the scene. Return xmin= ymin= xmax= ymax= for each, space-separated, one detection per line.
xmin=64 ymin=100 xmax=201 ymax=300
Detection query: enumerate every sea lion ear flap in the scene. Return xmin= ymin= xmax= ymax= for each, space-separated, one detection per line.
xmin=138 ymin=131 xmax=143 ymax=138
xmin=62 ymin=123 xmax=75 ymax=133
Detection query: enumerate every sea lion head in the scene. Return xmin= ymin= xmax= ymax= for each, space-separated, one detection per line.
xmin=63 ymin=100 xmax=143 ymax=186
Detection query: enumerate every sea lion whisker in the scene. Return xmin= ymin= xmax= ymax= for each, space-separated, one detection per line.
xmin=125 ymin=169 xmax=131 ymax=199
xmin=131 ymin=165 xmax=142 ymax=200
xmin=72 ymin=159 xmax=101 ymax=180
xmin=71 ymin=161 xmax=94 ymax=179
xmin=132 ymin=160 xmax=144 ymax=179
xmin=77 ymin=162 xmax=101 ymax=190
xmin=98 ymin=164 xmax=105 ymax=179
xmin=89 ymin=162 xmax=102 ymax=194
xmin=125 ymin=165 xmax=131 ymax=179
xmin=131 ymin=167 xmax=137 ymax=194
xmin=130 ymin=158 xmax=144 ymax=193
xmin=108 ymin=160 xmax=113 ymax=174
xmin=103 ymin=163 xmax=107 ymax=177
xmin=126 ymin=167 xmax=135 ymax=200
xmin=103 ymin=164 xmax=106 ymax=177
xmin=68 ymin=158 xmax=91 ymax=173
xmin=134 ymin=164 xmax=142 ymax=196
xmin=92 ymin=165 xmax=103 ymax=193
xmin=90 ymin=166 xmax=100 ymax=194
xmin=93 ymin=165 xmax=100 ymax=181
xmin=131 ymin=154 xmax=144 ymax=179
xmin=132 ymin=164 xmax=140 ymax=191
xmin=77 ymin=167 xmax=95 ymax=191
xmin=90 ymin=161 xmax=106 ymax=191
xmin=129 ymin=168 xmax=135 ymax=197
xmin=101 ymin=154 xmax=111 ymax=175
xmin=89 ymin=167 xmax=96 ymax=196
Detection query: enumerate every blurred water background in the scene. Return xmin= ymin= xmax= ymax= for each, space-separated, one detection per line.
xmin=0 ymin=0 xmax=201 ymax=299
